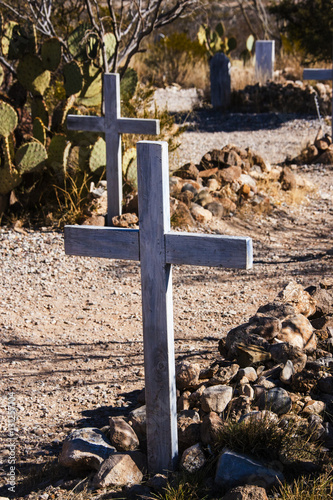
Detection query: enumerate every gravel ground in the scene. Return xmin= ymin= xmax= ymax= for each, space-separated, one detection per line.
xmin=0 ymin=107 xmax=332 ymax=499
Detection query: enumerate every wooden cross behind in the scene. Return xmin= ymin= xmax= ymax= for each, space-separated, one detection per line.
xmin=303 ymin=63 xmax=333 ymax=137
xmin=67 ymin=73 xmax=160 ymax=225
xmin=64 ymin=141 xmax=253 ymax=474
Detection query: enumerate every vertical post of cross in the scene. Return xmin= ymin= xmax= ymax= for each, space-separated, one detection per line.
xmin=137 ymin=141 xmax=178 ymax=473
xmin=104 ymin=75 xmax=122 ymax=220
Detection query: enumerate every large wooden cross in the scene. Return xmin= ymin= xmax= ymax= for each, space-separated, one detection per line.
xmin=67 ymin=73 xmax=160 ymax=224
xmin=64 ymin=141 xmax=253 ymax=474
xmin=303 ymin=63 xmax=333 ymax=137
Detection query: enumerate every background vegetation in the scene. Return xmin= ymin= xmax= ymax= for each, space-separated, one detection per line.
xmin=0 ymin=0 xmax=331 ymax=227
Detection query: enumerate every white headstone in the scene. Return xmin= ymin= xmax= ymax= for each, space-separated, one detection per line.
xmin=65 ymin=141 xmax=253 ymax=473
xmin=255 ymin=40 xmax=275 ymax=83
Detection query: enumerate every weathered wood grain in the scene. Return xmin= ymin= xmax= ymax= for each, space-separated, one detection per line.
xmin=137 ymin=141 xmax=178 ymax=474
xmin=64 ymin=226 xmax=139 ymax=261
xmin=165 ymin=232 xmax=253 ymax=269
xmin=66 ymin=73 xmax=159 ymax=224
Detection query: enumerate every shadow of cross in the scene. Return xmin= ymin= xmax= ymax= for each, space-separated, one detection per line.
xmin=67 ymin=73 xmax=160 ymax=225
xmin=303 ymin=64 xmax=333 ymax=137
xmin=64 ymin=141 xmax=253 ymax=474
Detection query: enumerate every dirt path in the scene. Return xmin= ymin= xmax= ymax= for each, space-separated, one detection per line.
xmin=0 ymin=112 xmax=332 ymax=498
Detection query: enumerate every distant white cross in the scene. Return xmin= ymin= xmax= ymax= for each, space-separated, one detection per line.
xmin=303 ymin=64 xmax=333 ymax=137
xmin=64 ymin=141 xmax=253 ymax=474
xmin=67 ymin=73 xmax=160 ymax=225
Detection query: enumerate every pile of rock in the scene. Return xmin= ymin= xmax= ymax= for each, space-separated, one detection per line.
xmin=168 ymin=144 xmax=302 ymax=226
xmin=289 ymin=132 xmax=333 ymax=165
xmin=232 ymin=80 xmax=332 ymax=114
xmin=87 ymin=144 xmax=308 ymax=228
xmin=59 ymin=279 xmax=333 ymax=498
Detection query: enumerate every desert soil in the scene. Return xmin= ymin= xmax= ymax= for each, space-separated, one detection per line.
xmin=0 ymin=102 xmax=332 ymax=498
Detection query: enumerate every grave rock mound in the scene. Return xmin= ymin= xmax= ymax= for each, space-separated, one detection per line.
xmin=59 ymin=279 xmax=333 ymax=497
xmin=170 ymin=144 xmax=281 ymax=225
xmin=232 ymin=80 xmax=332 ymax=115
xmin=289 ymin=133 xmax=333 ymax=165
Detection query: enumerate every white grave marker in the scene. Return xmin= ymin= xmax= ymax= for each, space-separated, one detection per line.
xmin=67 ymin=73 xmax=160 ymax=225
xmin=255 ymin=40 xmax=275 ymax=83
xmin=303 ymin=63 xmax=333 ymax=137
xmin=64 ymin=141 xmax=253 ymax=473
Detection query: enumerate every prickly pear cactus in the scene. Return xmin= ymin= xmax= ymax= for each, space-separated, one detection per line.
xmin=17 ymin=54 xmax=51 ymax=96
xmin=63 ymin=61 xmax=83 ymax=97
xmin=47 ymin=134 xmax=71 ymax=183
xmin=100 ymin=32 xmax=116 ymax=66
xmin=198 ymin=22 xmax=237 ymax=57
xmin=31 ymin=97 xmax=49 ymax=127
xmin=15 ymin=140 xmax=47 ymax=174
xmin=120 ymin=68 xmax=138 ymax=102
xmin=33 ymin=118 xmax=46 ymax=145
xmin=122 ymin=147 xmax=137 ymax=188
xmin=89 ymin=137 xmax=106 ymax=173
xmin=41 ymin=37 xmax=62 ymax=71
xmin=78 ymin=63 xmax=102 ymax=107
xmin=0 ymin=163 xmax=22 ymax=195
xmin=0 ymin=101 xmax=18 ymax=137
xmin=68 ymin=23 xmax=91 ymax=61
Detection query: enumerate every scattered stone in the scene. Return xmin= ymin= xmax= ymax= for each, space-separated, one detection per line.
xmin=200 ymin=412 xmax=224 ymax=447
xmin=109 ymin=417 xmax=140 ymax=451
xmin=257 ymin=387 xmax=292 ymax=415
xmin=92 ymin=453 xmax=143 ymax=489
xmin=222 ymin=484 xmax=268 ymax=500
xmin=280 ymin=360 xmax=295 ymax=384
xmin=277 ymin=281 xmax=317 ymax=317
xmin=278 ymin=315 xmax=317 ymax=352
xmin=201 ymin=385 xmax=233 ymax=413
xmin=58 ymin=428 xmax=116 ymax=470
xmin=180 ymin=443 xmax=207 ymax=473
xmin=176 ymin=360 xmax=201 ymax=389
xmin=215 ymin=449 xmax=284 ymax=489
xmin=112 ymin=213 xmax=139 ymax=228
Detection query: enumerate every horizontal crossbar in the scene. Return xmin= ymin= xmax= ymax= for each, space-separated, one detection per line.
xmin=64 ymin=226 xmax=140 ymax=260
xmin=165 ymin=232 xmax=253 ymax=269
xmin=64 ymin=226 xmax=253 ymax=270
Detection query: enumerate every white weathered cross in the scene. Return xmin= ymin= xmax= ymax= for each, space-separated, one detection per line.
xmin=303 ymin=62 xmax=333 ymax=137
xmin=67 ymin=73 xmax=160 ymax=224
xmin=64 ymin=141 xmax=253 ymax=474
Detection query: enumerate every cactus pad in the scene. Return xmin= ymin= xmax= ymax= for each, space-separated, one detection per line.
xmin=15 ymin=140 xmax=47 ymax=174
xmin=31 ymin=97 xmax=49 ymax=127
xmin=122 ymin=147 xmax=137 ymax=188
xmin=1 ymin=21 xmax=18 ymax=57
xmin=89 ymin=137 xmax=106 ymax=173
xmin=63 ymin=61 xmax=83 ymax=97
xmin=78 ymin=63 xmax=102 ymax=107
xmin=100 ymin=32 xmax=116 ymax=66
xmin=0 ymin=101 xmax=18 ymax=137
xmin=68 ymin=23 xmax=91 ymax=61
xmin=33 ymin=118 xmax=46 ymax=145
xmin=67 ymin=145 xmax=90 ymax=175
xmin=17 ymin=55 xmax=51 ymax=96
xmin=120 ymin=68 xmax=138 ymax=102
xmin=0 ymin=164 xmax=22 ymax=194
xmin=41 ymin=37 xmax=62 ymax=71
xmin=47 ymin=134 xmax=71 ymax=182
